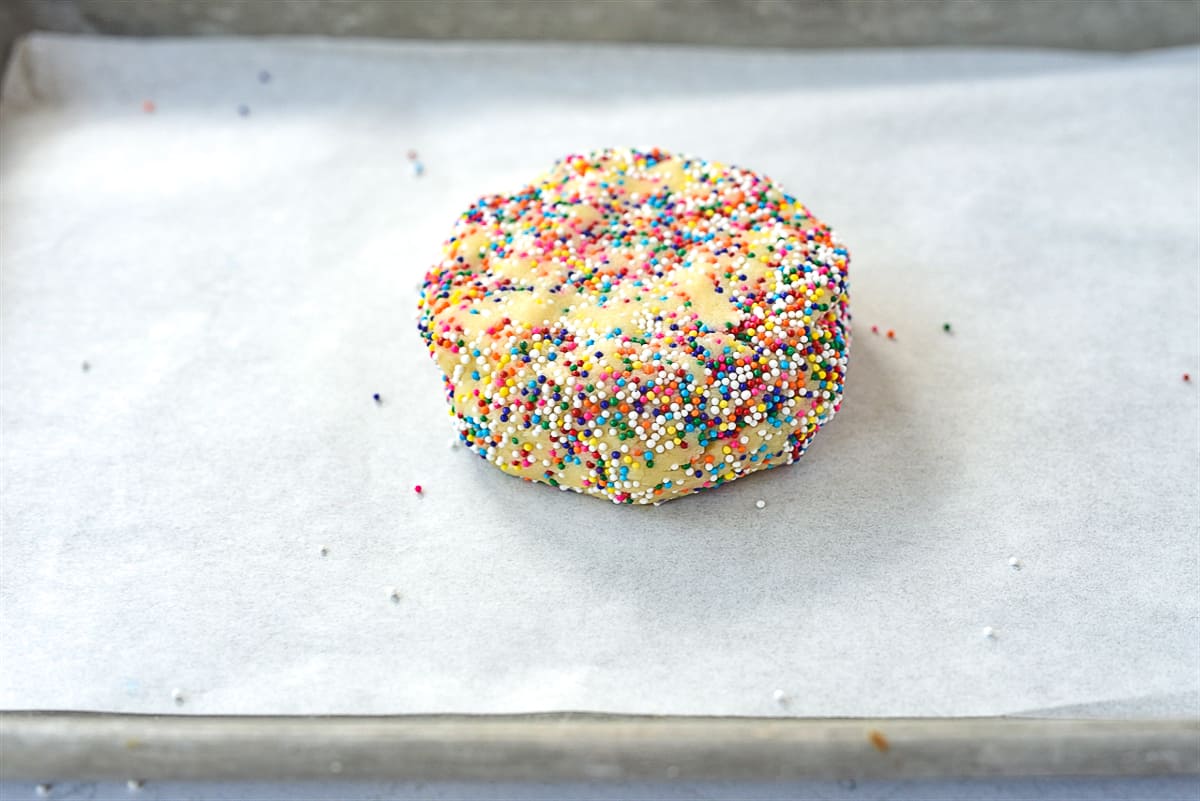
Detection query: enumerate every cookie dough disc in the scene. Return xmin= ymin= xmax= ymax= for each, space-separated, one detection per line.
xmin=418 ymin=148 xmax=850 ymax=504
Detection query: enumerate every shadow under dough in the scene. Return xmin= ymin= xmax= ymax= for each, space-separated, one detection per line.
xmin=492 ymin=331 xmax=962 ymax=627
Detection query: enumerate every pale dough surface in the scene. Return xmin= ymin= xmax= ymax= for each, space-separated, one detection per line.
xmin=420 ymin=148 xmax=850 ymax=503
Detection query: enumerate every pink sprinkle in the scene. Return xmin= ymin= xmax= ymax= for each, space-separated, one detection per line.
xmin=414 ymin=485 xmax=423 ymax=494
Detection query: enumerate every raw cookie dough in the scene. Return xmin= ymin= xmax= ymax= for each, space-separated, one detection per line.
xmin=418 ymin=147 xmax=850 ymax=504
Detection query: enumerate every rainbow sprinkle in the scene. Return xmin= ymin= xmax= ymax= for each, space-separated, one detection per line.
xmin=418 ymin=148 xmax=850 ymax=504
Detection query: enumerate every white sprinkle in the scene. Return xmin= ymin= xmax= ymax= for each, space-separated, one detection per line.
xmin=755 ymin=499 xmax=766 ymax=509
xmin=666 ymin=765 xmax=680 ymax=779
xmin=772 ymin=688 xmax=788 ymax=704
xmin=330 ymin=760 xmax=343 ymax=774
xmin=36 ymin=785 xmax=51 ymax=798
xmin=1008 ymin=556 xmax=1021 ymax=569
xmin=172 ymin=688 xmax=185 ymax=705
xmin=982 ymin=626 xmax=996 ymax=639
xmin=126 ymin=780 xmax=144 ymax=792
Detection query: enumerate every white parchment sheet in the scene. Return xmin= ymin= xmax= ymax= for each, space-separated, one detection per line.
xmin=1 ymin=35 xmax=1197 ymax=717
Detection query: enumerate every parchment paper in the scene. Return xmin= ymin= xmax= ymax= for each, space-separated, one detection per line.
xmin=1 ymin=34 xmax=1197 ymax=717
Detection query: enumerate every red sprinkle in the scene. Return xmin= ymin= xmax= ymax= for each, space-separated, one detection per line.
xmin=871 ymin=325 xmax=879 ymax=334
xmin=142 ymin=100 xmax=156 ymax=113
xmin=1185 ymin=374 xmax=1192 ymax=382
xmin=406 ymin=150 xmax=418 ymax=161
xmin=886 ymin=330 xmax=895 ymax=339
xmin=414 ymin=485 xmax=423 ymax=494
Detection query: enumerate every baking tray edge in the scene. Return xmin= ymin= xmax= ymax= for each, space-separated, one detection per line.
xmin=1 ymin=712 xmax=1197 ymax=781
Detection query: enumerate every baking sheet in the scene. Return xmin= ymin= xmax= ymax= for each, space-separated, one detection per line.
xmin=1 ymin=34 xmax=1197 ymax=718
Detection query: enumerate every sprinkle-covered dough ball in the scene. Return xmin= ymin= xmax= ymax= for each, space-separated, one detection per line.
xmin=418 ymin=148 xmax=850 ymax=504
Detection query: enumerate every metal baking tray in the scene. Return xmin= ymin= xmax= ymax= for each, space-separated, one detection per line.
xmin=2 ymin=712 xmax=1197 ymax=781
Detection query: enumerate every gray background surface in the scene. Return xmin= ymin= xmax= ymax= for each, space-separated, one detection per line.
xmin=2 ymin=777 xmax=1200 ymax=801
xmin=3 ymin=0 xmax=1200 ymax=70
